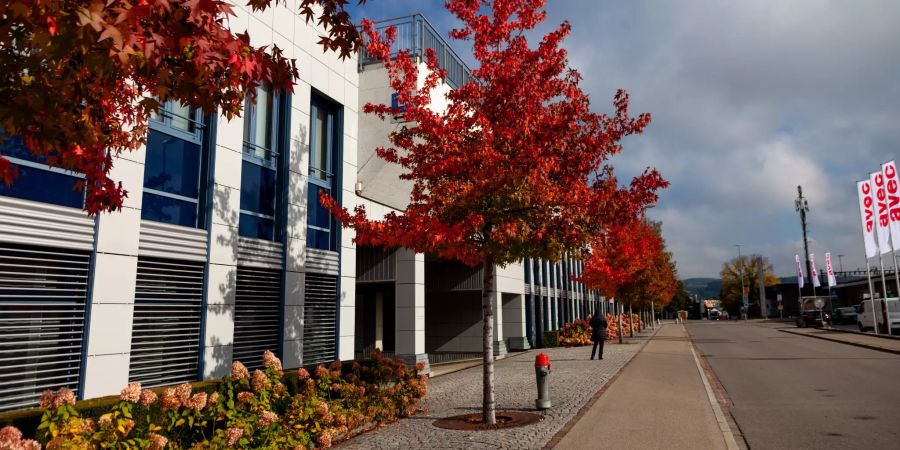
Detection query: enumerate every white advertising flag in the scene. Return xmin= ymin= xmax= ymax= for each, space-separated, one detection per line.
xmin=825 ymin=252 xmax=837 ymax=287
xmin=795 ymin=254 xmax=805 ymax=289
xmin=809 ymin=253 xmax=821 ymax=288
xmin=871 ymin=171 xmax=892 ymax=254
xmin=882 ymin=161 xmax=900 ymax=249
xmin=858 ymin=180 xmax=879 ymax=258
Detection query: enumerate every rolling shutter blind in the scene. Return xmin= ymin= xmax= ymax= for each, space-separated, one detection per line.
xmin=302 ymin=273 xmax=337 ymax=365
xmin=233 ymin=267 xmax=282 ymax=370
xmin=0 ymin=243 xmax=89 ymax=412
xmin=129 ymin=257 xmax=204 ymax=387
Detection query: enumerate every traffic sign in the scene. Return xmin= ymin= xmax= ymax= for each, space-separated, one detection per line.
xmin=814 ymin=298 xmax=825 ymax=309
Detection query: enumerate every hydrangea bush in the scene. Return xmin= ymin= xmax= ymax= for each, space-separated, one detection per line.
xmin=1 ymin=350 xmax=427 ymax=449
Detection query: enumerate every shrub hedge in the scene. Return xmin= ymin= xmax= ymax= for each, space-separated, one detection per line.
xmin=0 ymin=350 xmax=427 ymax=449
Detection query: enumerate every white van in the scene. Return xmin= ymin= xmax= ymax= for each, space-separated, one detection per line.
xmin=857 ymin=298 xmax=900 ymax=333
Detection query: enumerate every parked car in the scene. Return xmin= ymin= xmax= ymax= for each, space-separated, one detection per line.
xmin=857 ymin=298 xmax=900 ymax=333
xmin=796 ymin=309 xmax=830 ymax=328
xmin=831 ymin=306 xmax=859 ymax=325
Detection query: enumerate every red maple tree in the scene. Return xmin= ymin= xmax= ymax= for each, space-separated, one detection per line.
xmin=0 ymin=0 xmax=364 ymax=214
xmin=323 ymin=0 xmax=666 ymax=423
xmin=610 ymin=220 xmax=678 ymax=337
xmin=579 ymin=217 xmax=662 ymax=342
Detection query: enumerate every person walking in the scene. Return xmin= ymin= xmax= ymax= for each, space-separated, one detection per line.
xmin=589 ymin=309 xmax=608 ymax=360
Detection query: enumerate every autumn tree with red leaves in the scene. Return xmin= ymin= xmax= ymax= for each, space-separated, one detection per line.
xmin=579 ymin=218 xmax=662 ymax=343
xmin=615 ymin=221 xmax=678 ymax=336
xmin=323 ymin=0 xmax=666 ymax=423
xmin=0 ymin=0 xmax=365 ymax=214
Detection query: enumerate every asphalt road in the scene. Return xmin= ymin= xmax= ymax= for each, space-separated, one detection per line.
xmin=687 ymin=321 xmax=900 ymax=450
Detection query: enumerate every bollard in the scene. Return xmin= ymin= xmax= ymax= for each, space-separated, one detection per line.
xmin=535 ymin=353 xmax=552 ymax=409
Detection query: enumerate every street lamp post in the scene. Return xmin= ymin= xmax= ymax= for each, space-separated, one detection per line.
xmin=837 ymin=254 xmax=844 ymax=273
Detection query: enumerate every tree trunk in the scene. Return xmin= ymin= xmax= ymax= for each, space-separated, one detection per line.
xmin=651 ymin=302 xmax=656 ymax=329
xmin=629 ymin=304 xmax=635 ymax=337
xmin=616 ymin=300 xmax=624 ymax=344
xmin=481 ymin=256 xmax=497 ymax=425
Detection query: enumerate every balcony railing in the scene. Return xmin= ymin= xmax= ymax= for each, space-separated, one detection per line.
xmin=359 ymin=14 xmax=474 ymax=89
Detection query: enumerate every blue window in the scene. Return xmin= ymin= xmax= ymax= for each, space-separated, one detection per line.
xmin=239 ymin=86 xmax=285 ymax=241
xmin=0 ymin=135 xmax=85 ymax=209
xmin=307 ymin=96 xmax=341 ymax=251
xmin=141 ymin=101 xmax=207 ymax=228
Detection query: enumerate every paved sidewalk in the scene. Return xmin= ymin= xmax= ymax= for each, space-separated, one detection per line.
xmin=337 ymin=330 xmax=655 ymax=449
xmin=553 ymin=324 xmax=734 ymax=450
xmin=779 ymin=326 xmax=900 ymax=355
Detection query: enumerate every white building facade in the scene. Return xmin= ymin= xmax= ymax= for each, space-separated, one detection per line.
xmin=0 ymin=10 xmax=603 ymax=412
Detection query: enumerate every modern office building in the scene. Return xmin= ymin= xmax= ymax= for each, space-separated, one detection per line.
xmin=0 ymin=9 xmax=605 ymax=412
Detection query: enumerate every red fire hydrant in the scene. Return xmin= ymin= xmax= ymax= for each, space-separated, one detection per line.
xmin=535 ymin=353 xmax=552 ymax=409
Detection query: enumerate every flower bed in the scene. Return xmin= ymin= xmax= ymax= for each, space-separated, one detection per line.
xmin=0 ymin=350 xmax=426 ymax=449
xmin=558 ymin=318 xmax=592 ymax=347
xmin=605 ymin=313 xmax=644 ymax=341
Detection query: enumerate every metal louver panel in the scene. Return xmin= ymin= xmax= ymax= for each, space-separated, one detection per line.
xmin=233 ymin=267 xmax=282 ymax=370
xmin=0 ymin=243 xmax=89 ymax=412
xmin=130 ymin=257 xmax=204 ymax=387
xmin=356 ymin=246 xmax=396 ymax=283
xmin=302 ymin=273 xmax=337 ymax=365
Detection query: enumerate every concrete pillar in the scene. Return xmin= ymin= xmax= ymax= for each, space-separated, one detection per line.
xmin=374 ymin=292 xmax=384 ymax=350
xmin=395 ymin=249 xmax=429 ymax=374
xmin=502 ymin=293 xmax=530 ymax=351
xmin=549 ymin=262 xmax=557 ymax=330
xmin=204 ymin=114 xmax=244 ymax=378
xmin=82 ymin=152 xmax=144 ymax=398
xmin=491 ymin=285 xmax=507 ymax=356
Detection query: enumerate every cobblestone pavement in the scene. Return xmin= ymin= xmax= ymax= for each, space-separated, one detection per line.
xmin=338 ymin=332 xmax=654 ymax=449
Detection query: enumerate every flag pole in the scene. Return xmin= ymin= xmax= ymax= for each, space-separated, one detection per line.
xmin=889 ymin=250 xmax=899 ymax=336
xmin=876 ymin=253 xmax=889 ymax=334
xmin=865 ymin=255 xmax=878 ymax=333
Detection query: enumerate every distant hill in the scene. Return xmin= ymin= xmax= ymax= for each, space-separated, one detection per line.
xmin=682 ymin=278 xmax=723 ymax=299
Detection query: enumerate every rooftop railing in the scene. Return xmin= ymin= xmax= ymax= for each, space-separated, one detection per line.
xmin=359 ymin=14 xmax=474 ymax=89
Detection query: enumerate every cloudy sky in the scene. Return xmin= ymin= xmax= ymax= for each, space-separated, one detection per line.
xmin=347 ymin=1 xmax=900 ymax=278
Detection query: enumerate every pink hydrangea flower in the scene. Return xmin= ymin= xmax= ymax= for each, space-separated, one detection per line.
xmin=297 ymin=368 xmax=310 ymax=381
xmin=251 ymin=369 xmax=270 ymax=393
xmin=262 ymin=350 xmax=282 ymax=372
xmin=139 ymin=389 xmax=158 ymax=406
xmin=226 ymin=427 xmax=244 ymax=446
xmin=148 ymin=433 xmax=168 ymax=450
xmin=231 ymin=361 xmax=250 ymax=380
xmin=38 ymin=387 xmax=76 ymax=409
xmin=237 ymin=391 xmax=254 ymax=404
xmin=0 ymin=426 xmax=40 ymax=450
xmin=186 ymin=392 xmax=207 ymax=411
xmin=160 ymin=388 xmax=181 ymax=411
xmin=120 ymin=382 xmax=141 ymax=403
xmin=258 ymin=410 xmax=279 ymax=427
xmin=174 ymin=383 xmax=192 ymax=404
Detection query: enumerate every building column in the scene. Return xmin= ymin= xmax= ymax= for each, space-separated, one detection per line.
xmin=203 ymin=114 xmax=244 ymax=378
xmin=491 ymin=276 xmax=507 ymax=356
xmin=283 ymin=91 xmax=311 ymax=369
xmin=82 ymin=152 xmax=144 ymax=398
xmin=502 ymin=293 xmax=530 ymax=351
xmin=374 ymin=292 xmax=384 ymax=350
xmin=395 ymin=249 xmax=429 ymax=374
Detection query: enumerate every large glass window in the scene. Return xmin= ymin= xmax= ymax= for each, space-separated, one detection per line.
xmin=142 ymin=100 xmax=206 ymax=228
xmin=307 ymin=96 xmax=340 ymax=251
xmin=0 ymin=135 xmax=85 ymax=209
xmin=239 ymin=86 xmax=284 ymax=241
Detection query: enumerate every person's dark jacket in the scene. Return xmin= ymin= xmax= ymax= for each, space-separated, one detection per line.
xmin=590 ymin=315 xmax=608 ymax=342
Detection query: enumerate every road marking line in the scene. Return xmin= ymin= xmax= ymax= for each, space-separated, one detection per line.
xmin=690 ymin=341 xmax=740 ymax=450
